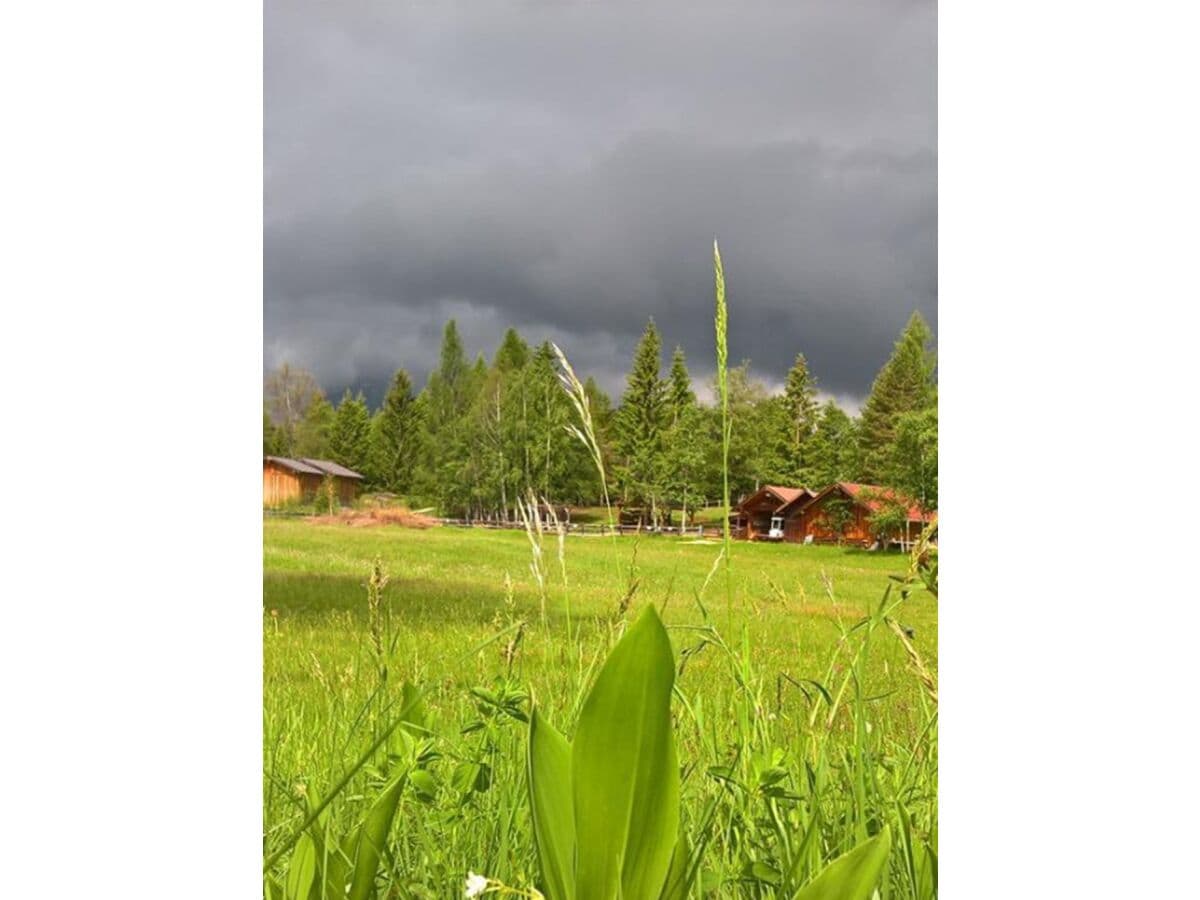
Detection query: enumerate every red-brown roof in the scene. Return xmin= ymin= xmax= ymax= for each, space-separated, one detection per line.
xmin=765 ymin=485 xmax=807 ymax=506
xmin=737 ymin=485 xmax=812 ymax=514
xmin=829 ymin=482 xmax=934 ymax=522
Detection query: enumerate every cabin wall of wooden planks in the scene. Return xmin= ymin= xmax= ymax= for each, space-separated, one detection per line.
xmin=263 ymin=461 xmax=363 ymax=508
xmin=796 ymin=497 xmax=874 ymax=544
xmin=263 ymin=462 xmax=317 ymax=507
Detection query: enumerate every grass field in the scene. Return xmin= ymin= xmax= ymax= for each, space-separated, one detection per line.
xmin=264 ymin=518 xmax=938 ymax=898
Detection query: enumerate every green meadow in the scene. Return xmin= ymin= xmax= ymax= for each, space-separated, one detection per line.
xmin=264 ymin=518 xmax=938 ymax=898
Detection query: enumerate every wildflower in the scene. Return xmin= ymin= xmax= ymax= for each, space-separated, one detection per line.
xmin=465 ymin=872 xmax=489 ymax=898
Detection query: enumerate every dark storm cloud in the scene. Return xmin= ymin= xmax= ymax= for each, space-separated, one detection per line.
xmin=266 ymin=1 xmax=936 ymax=408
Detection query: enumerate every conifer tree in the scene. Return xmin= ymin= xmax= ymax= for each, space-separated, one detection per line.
xmin=660 ymin=346 xmax=703 ymax=524
xmin=858 ymin=312 xmax=936 ymax=481
xmin=493 ymin=327 xmax=530 ymax=373
xmin=423 ymin=320 xmax=484 ymax=514
xmin=426 ymin=319 xmax=471 ymax=423
xmin=614 ymin=320 xmax=668 ymax=519
xmin=371 ymin=369 xmax=422 ymax=493
xmin=329 ymin=390 xmax=372 ymax=474
xmin=667 ymin=346 xmax=695 ymax=427
xmin=781 ymin=353 xmax=819 ymax=482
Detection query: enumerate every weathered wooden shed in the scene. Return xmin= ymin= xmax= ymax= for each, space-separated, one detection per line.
xmin=263 ymin=456 xmax=364 ymax=507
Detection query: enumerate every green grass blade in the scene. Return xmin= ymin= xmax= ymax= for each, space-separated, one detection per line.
xmin=346 ymin=770 xmax=408 ymax=900
xmin=264 ymin=688 xmax=424 ymax=873
xmin=792 ymin=827 xmax=892 ymax=900
xmin=528 ymin=708 xmax=576 ymax=900
xmin=283 ymin=833 xmax=317 ymax=900
xmin=572 ymin=605 xmax=679 ymax=900
xmin=657 ymin=833 xmax=690 ymax=900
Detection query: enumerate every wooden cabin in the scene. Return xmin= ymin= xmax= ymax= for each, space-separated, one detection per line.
xmin=732 ymin=485 xmax=814 ymax=541
xmin=263 ymin=456 xmax=364 ymax=507
xmin=789 ymin=482 xmax=934 ymax=547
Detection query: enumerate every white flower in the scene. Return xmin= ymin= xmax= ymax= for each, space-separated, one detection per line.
xmin=464 ymin=872 xmax=489 ymax=898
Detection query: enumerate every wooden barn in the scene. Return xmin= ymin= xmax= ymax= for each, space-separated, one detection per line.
xmin=731 ymin=485 xmax=814 ymax=540
xmin=263 ymin=456 xmax=364 ymax=507
xmin=790 ymin=482 xmax=934 ymax=547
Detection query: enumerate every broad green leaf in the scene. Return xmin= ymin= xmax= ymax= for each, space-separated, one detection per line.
xmin=528 ymin=708 xmax=576 ymax=900
xmin=399 ymin=682 xmax=428 ymax=732
xmin=916 ymin=843 xmax=937 ymax=899
xmin=347 ymin=771 xmax=407 ymax=900
xmin=284 ymin=833 xmax=316 ymax=900
xmin=572 ymin=605 xmax=679 ymax=900
xmin=792 ymin=827 xmax=892 ymax=900
xmin=409 ymin=769 xmax=437 ymax=803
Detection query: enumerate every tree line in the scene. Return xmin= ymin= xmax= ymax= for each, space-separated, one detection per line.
xmin=264 ymin=312 xmax=937 ymax=521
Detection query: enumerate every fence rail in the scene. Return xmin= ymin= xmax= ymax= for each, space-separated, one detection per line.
xmin=435 ymin=518 xmax=715 ymax=538
xmin=263 ymin=508 xmax=725 ymax=538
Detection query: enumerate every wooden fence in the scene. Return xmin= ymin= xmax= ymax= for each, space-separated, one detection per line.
xmin=436 ymin=518 xmax=718 ymax=538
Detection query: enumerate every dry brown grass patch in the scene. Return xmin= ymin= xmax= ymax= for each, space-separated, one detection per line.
xmin=307 ymin=507 xmax=439 ymax=529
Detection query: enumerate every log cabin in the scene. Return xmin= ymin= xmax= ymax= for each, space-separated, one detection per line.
xmin=783 ymin=482 xmax=934 ymax=547
xmin=263 ymin=456 xmax=364 ymax=507
xmin=732 ymin=485 xmax=814 ymax=540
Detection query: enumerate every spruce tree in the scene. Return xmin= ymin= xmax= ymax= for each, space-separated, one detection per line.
xmin=660 ymin=346 xmax=702 ymax=524
xmin=427 ymin=319 xmax=471 ymax=423
xmin=493 ymin=327 xmax=530 ymax=373
xmin=858 ymin=311 xmax=936 ymax=481
xmin=667 ymin=346 xmax=695 ymax=426
xmin=781 ymin=353 xmax=819 ymax=481
xmin=329 ymin=390 xmax=372 ymax=474
xmin=423 ymin=320 xmax=483 ymax=514
xmin=372 ymin=369 xmax=422 ymax=493
xmin=614 ymin=320 xmax=667 ymax=519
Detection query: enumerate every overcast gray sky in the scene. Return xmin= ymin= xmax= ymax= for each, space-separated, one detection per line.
xmin=265 ymin=1 xmax=936 ymax=410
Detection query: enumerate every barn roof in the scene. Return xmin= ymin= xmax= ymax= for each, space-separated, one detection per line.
xmin=299 ymin=458 xmax=365 ymax=480
xmin=819 ymin=482 xmax=934 ymax=522
xmin=264 ymin=456 xmax=325 ymax=476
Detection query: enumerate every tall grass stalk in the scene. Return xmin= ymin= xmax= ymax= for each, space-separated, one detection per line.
xmin=713 ymin=240 xmax=733 ymax=626
xmin=515 ymin=492 xmax=550 ymax=628
xmin=553 ymin=342 xmax=619 ymax=566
